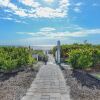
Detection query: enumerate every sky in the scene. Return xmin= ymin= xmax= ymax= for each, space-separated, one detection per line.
xmin=0 ymin=0 xmax=100 ymax=46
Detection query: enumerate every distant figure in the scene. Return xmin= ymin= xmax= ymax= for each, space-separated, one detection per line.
xmin=44 ymin=56 xmax=48 ymax=65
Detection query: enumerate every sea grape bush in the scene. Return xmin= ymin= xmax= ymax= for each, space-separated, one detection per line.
xmin=68 ymin=48 xmax=100 ymax=69
xmin=68 ymin=49 xmax=94 ymax=69
xmin=53 ymin=43 xmax=100 ymax=69
xmin=0 ymin=47 xmax=36 ymax=72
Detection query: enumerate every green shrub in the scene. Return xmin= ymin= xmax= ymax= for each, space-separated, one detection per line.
xmin=0 ymin=47 xmax=36 ymax=72
xmin=68 ymin=48 xmax=100 ymax=69
xmin=52 ymin=43 xmax=100 ymax=69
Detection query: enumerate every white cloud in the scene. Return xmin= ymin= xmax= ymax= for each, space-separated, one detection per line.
xmin=0 ymin=1 xmax=28 ymax=17
xmin=74 ymin=7 xmax=81 ymax=13
xmin=0 ymin=17 xmax=27 ymax=24
xmin=40 ymin=27 xmax=56 ymax=32
xmin=19 ymin=0 xmax=40 ymax=8
xmin=17 ymin=27 xmax=100 ymax=39
xmin=14 ymin=10 xmax=28 ymax=17
xmin=73 ymin=2 xmax=83 ymax=13
xmin=75 ymin=2 xmax=83 ymax=6
xmin=0 ymin=17 xmax=13 ymax=20
xmin=0 ymin=0 xmax=10 ymax=7
xmin=0 ymin=0 xmax=70 ymax=18
xmin=44 ymin=0 xmax=54 ymax=3
xmin=59 ymin=0 xmax=70 ymax=8
xmin=14 ymin=20 xmax=28 ymax=24
xmin=36 ymin=7 xmax=55 ymax=18
xmin=15 ymin=27 xmax=100 ymax=45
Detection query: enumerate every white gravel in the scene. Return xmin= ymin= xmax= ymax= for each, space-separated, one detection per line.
xmin=0 ymin=62 xmax=43 ymax=100
xmin=62 ymin=68 xmax=100 ymax=100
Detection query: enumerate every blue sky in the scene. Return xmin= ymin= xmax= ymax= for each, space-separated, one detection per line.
xmin=0 ymin=0 xmax=100 ymax=46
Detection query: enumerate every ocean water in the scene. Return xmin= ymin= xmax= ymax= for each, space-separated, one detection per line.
xmin=0 ymin=45 xmax=55 ymax=50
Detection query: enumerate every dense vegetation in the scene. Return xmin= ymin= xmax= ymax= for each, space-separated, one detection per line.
xmin=53 ymin=43 xmax=100 ymax=69
xmin=32 ymin=50 xmax=48 ymax=61
xmin=0 ymin=46 xmax=36 ymax=72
